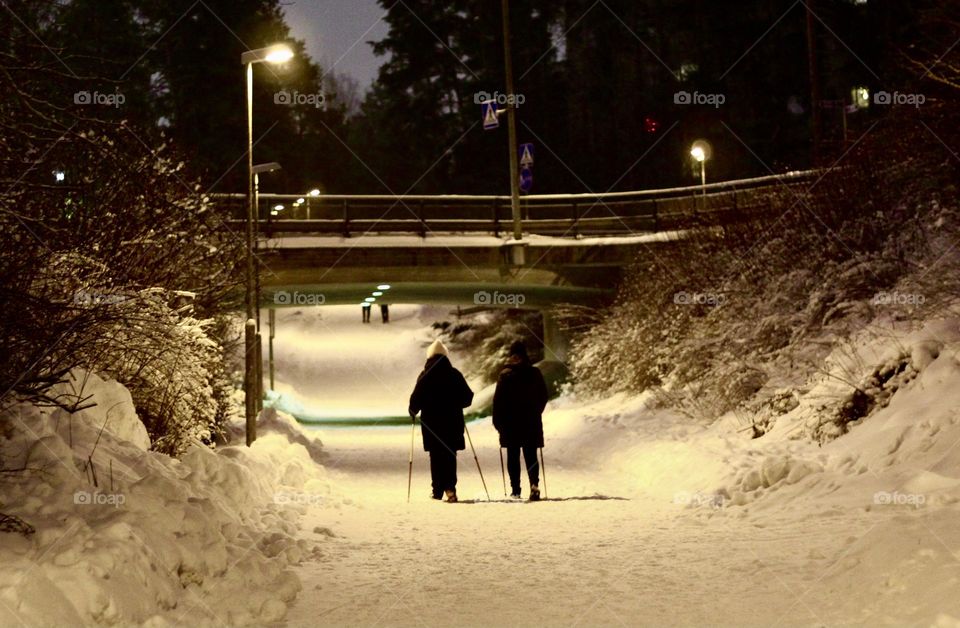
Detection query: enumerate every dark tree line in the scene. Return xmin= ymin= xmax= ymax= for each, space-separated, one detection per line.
xmin=349 ymin=0 xmax=927 ymax=195
xmin=0 ymin=0 xmax=941 ymax=197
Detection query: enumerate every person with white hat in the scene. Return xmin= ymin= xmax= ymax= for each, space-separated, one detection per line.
xmin=408 ymin=339 xmax=474 ymax=502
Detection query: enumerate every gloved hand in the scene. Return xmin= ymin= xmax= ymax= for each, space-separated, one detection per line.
xmin=410 ymin=414 xmax=416 ymax=424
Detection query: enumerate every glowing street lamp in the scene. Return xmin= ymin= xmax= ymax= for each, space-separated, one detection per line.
xmin=690 ymin=140 xmax=712 ymax=196
xmin=241 ymin=43 xmax=294 ymax=447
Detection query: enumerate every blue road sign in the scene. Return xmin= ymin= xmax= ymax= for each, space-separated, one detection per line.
xmin=519 ymin=166 xmax=533 ymax=193
xmin=482 ymin=100 xmax=499 ymax=130
xmin=519 ymin=143 xmax=535 ymax=167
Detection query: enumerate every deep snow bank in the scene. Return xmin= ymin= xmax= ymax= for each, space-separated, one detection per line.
xmin=539 ymin=314 xmax=960 ymax=624
xmin=0 ymin=370 xmax=331 ymax=626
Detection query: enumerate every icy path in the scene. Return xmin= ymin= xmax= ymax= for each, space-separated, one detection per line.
xmin=285 ymin=417 xmax=873 ymax=628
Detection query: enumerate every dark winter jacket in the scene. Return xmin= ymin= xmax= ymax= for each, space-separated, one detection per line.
xmin=409 ymin=355 xmax=474 ymax=452
xmin=492 ymin=359 xmax=548 ymax=448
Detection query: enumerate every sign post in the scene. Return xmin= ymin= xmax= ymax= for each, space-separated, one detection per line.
xmin=501 ymin=0 xmax=523 ymax=252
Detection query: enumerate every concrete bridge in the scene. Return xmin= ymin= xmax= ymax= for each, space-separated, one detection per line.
xmin=230 ymin=171 xmax=814 ymax=373
xmin=223 ymin=170 xmax=814 ymax=294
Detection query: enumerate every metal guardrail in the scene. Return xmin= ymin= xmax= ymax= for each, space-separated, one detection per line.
xmin=211 ymin=170 xmax=817 ymax=238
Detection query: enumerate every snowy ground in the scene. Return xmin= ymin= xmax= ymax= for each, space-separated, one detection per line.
xmin=4 ymin=306 xmax=960 ymax=626
xmin=282 ymin=310 xmax=960 ymax=627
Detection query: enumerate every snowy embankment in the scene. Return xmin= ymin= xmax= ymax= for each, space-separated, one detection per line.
xmin=545 ymin=314 xmax=960 ymax=625
xmin=0 ymin=371 xmax=331 ymax=626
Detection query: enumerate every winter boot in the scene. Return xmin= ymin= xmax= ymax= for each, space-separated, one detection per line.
xmin=529 ymin=484 xmax=541 ymax=501
xmin=431 ymin=492 xmax=443 ymax=500
xmin=444 ymin=490 xmax=458 ymax=503
xmin=510 ymin=488 xmax=522 ymax=499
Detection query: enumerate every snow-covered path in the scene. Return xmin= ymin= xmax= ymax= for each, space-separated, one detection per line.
xmin=286 ymin=417 xmax=870 ymax=628
xmin=275 ymin=307 xmax=960 ymax=627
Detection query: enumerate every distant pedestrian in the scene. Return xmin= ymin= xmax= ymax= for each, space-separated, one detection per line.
xmin=361 ymin=302 xmax=371 ymax=323
xmin=381 ymin=303 xmax=390 ymax=323
xmin=409 ymin=340 xmax=474 ymax=502
xmin=493 ymin=340 xmax=548 ymax=500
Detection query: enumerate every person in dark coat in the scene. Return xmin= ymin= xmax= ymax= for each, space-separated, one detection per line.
xmin=409 ymin=339 xmax=474 ymax=502
xmin=493 ymin=340 xmax=549 ymax=500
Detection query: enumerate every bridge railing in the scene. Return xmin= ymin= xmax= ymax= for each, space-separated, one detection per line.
xmin=211 ymin=170 xmax=816 ymax=238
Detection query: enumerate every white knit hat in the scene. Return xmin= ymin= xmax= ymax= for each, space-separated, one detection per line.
xmin=426 ymin=339 xmax=448 ymax=358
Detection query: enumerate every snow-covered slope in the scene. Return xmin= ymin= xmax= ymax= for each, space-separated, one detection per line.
xmin=0 ymin=372 xmax=333 ymax=626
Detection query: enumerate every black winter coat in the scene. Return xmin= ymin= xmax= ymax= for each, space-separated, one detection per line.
xmin=492 ymin=360 xmax=548 ymax=448
xmin=409 ymin=355 xmax=474 ymax=453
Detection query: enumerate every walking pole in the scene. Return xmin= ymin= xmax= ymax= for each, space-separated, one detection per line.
xmin=540 ymin=447 xmax=547 ymax=499
xmin=463 ymin=420 xmax=490 ymax=501
xmin=499 ymin=448 xmax=507 ymax=496
xmin=407 ymin=417 xmax=415 ymax=503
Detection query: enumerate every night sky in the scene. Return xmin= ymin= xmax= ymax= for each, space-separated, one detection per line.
xmin=282 ymin=0 xmax=389 ymax=90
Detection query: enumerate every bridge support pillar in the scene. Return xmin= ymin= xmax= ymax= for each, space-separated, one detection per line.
xmin=541 ymin=310 xmax=570 ymax=365
xmin=503 ymin=240 xmax=527 ymax=266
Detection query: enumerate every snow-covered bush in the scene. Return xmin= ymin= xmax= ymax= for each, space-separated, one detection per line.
xmin=572 ymin=106 xmax=960 ymax=429
xmin=435 ymin=309 xmax=544 ymax=384
xmin=0 ymin=30 xmax=242 ymax=453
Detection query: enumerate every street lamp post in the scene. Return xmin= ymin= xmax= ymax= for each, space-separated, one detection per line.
xmin=252 ymin=162 xmax=281 ymax=416
xmin=500 ymin=0 xmax=525 ymax=265
xmin=241 ymin=44 xmax=293 ymax=447
xmin=691 ymin=146 xmax=706 ymax=189
xmin=690 ymin=140 xmax=711 ymax=199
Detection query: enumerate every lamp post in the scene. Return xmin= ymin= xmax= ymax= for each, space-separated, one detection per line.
xmin=252 ymin=162 xmax=281 ymax=416
xmin=500 ymin=0 xmax=525 ymax=265
xmin=241 ymin=44 xmax=293 ymax=447
xmin=690 ymin=140 xmax=711 ymax=198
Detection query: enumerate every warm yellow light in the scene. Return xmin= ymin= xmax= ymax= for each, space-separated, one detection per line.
xmin=690 ymin=146 xmax=705 ymax=162
xmin=274 ymin=204 xmax=284 ymax=211
xmin=309 ymin=189 xmax=321 ymax=197
xmin=377 ymin=284 xmax=391 ymax=290
xmin=265 ymin=45 xmax=294 ymax=64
